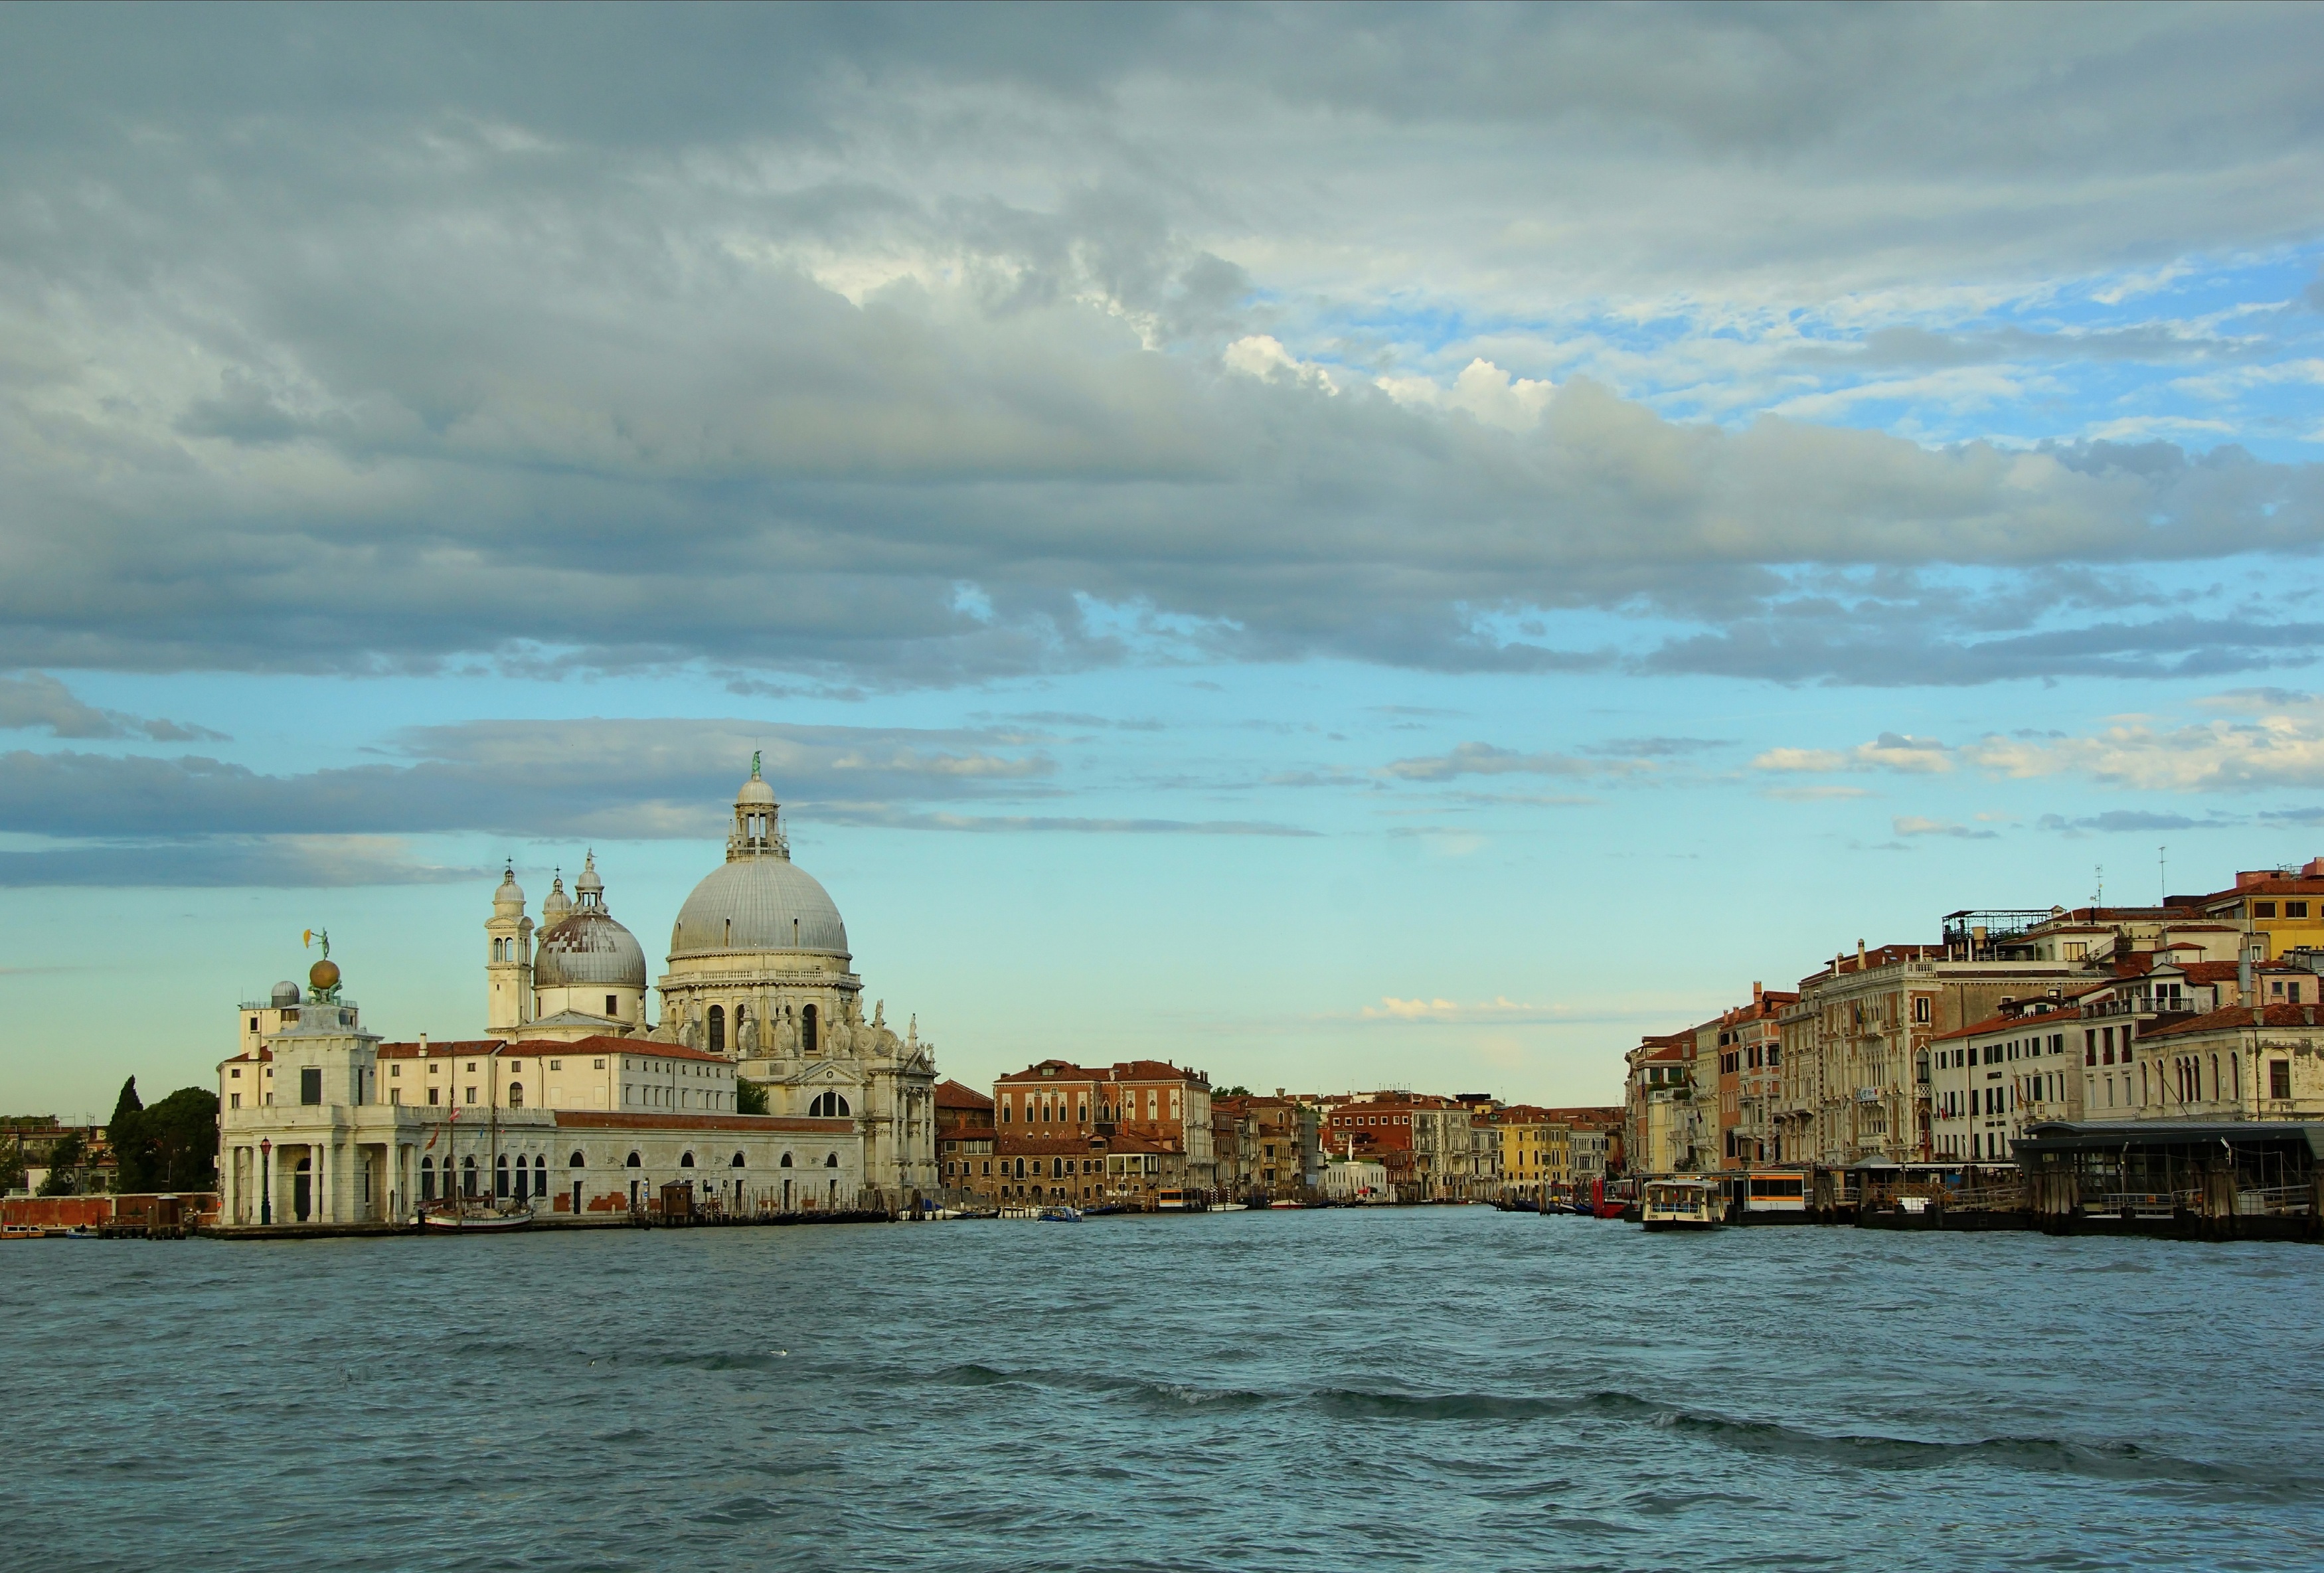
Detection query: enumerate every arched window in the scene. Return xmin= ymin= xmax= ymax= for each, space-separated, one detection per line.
xmin=825 ymin=1152 xmax=839 ymax=1168
xmin=731 ymin=1151 xmax=746 ymax=1168
xmin=496 ymin=1154 xmax=511 ymax=1197
xmin=680 ymin=1151 xmax=696 ymax=1169
xmin=420 ymin=1156 xmax=436 ymax=1201
xmin=461 ymin=1155 xmax=478 ymax=1197
xmin=809 ymin=1090 xmax=850 ymax=1118
xmin=802 ymin=1003 xmax=818 ymax=1054
xmin=535 ymin=1155 xmax=547 ymax=1186
xmin=508 ymin=1082 xmax=525 ymax=1108
xmin=708 ymin=1006 xmax=725 ymax=1056
xmin=780 ymin=1151 xmax=793 ymax=1168
xmin=625 ymin=1151 xmax=642 ymax=1168
xmin=569 ymin=1151 xmax=586 ymax=1168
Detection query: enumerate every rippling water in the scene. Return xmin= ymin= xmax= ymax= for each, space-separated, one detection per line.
xmin=5 ymin=1208 xmax=2321 ymax=1570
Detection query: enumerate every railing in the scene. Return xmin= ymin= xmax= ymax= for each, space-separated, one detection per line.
xmin=2087 ymin=1190 xmax=2195 ymax=1218
xmin=2238 ymin=1185 xmax=2315 ymax=1216
xmin=1943 ymin=1183 xmax=2025 ymax=1212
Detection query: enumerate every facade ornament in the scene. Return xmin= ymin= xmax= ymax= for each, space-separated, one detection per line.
xmin=738 ymin=1011 xmax=759 ymax=1056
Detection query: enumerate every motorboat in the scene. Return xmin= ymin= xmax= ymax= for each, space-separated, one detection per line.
xmin=1037 ymin=1205 xmax=1084 ymax=1222
xmin=1210 ymin=1202 xmax=1249 ymax=1213
xmin=1640 ymin=1178 xmax=1722 ymax=1232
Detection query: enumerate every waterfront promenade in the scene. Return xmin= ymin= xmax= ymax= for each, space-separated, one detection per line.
xmin=6 ymin=1208 xmax=2319 ymax=1571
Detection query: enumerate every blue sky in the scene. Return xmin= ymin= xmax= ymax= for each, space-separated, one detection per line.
xmin=3 ymin=4 xmax=2323 ymax=1116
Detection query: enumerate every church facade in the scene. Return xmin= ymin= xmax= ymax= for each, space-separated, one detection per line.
xmin=214 ymin=762 xmax=940 ymax=1226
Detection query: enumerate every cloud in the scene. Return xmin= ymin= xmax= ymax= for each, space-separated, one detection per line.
xmin=1359 ymin=995 xmax=1560 ymax=1024
xmin=1378 ymin=742 xmax=1629 ymax=782
xmin=0 ymin=836 xmax=481 ymax=888
xmin=0 ymin=672 xmax=227 ymax=742
xmin=1 ymin=9 xmax=2321 ymax=689
xmin=1963 ymin=707 xmax=2324 ymax=792
xmin=1752 ymin=732 xmax=1950 ymax=774
xmin=1893 ymin=815 xmax=1995 ymax=839
xmin=1760 ymin=784 xmax=1874 ymax=801
xmin=2035 ymin=810 xmax=2228 ymax=835
xmin=803 ymin=805 xmax=1317 ymax=837
xmin=0 ymin=719 xmax=1053 ymax=844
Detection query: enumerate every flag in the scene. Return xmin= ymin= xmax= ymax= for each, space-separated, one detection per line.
xmin=302 ymin=929 xmax=313 ymax=948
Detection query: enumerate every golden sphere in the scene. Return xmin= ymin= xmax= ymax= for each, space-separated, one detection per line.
xmin=309 ymin=958 xmax=341 ymax=991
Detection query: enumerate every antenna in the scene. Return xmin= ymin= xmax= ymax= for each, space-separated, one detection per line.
xmin=2159 ymin=845 xmax=2167 ymax=906
xmin=2094 ymin=865 xmax=2103 ymax=908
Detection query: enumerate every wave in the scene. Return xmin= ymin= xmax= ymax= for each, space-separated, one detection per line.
xmin=1305 ymin=1388 xmax=2295 ymax=1495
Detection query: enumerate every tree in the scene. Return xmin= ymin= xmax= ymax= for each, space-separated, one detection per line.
xmin=736 ymin=1078 xmax=769 ymax=1116
xmin=137 ymin=1088 xmax=219 ymax=1190
xmin=109 ymin=1076 xmax=149 ymax=1192
xmin=37 ymin=1131 xmax=84 ymax=1195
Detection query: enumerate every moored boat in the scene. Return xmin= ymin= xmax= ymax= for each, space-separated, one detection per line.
xmin=422 ymin=1204 xmax=533 ymax=1232
xmin=1037 ymin=1205 xmax=1083 ymax=1222
xmin=1640 ymin=1178 xmax=1721 ymax=1232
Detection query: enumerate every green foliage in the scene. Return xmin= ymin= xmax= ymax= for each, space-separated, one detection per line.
xmin=736 ymin=1078 xmax=769 ymax=1116
xmin=137 ymin=1088 xmax=220 ymax=1191
xmin=108 ymin=1081 xmax=218 ymax=1192
xmin=37 ymin=1131 xmax=84 ymax=1195
xmin=1216 ymin=1086 xmax=1252 ymax=1098
xmin=109 ymin=1076 xmax=148 ymax=1190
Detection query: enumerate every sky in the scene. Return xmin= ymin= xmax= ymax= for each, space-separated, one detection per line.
xmin=4 ymin=3 xmax=2324 ymax=1118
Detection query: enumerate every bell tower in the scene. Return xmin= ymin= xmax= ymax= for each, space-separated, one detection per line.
xmin=485 ymin=863 xmax=534 ymax=1036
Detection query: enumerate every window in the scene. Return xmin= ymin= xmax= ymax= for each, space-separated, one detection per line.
xmin=803 ymin=1004 xmax=818 ymax=1053
xmin=428 ymin=1087 xmax=440 ymax=1106
xmin=2290 ymin=902 xmax=2312 ymax=920
xmin=465 ymin=1087 xmax=477 ymax=1104
xmin=680 ymin=1151 xmax=696 ymax=1168
xmin=508 ymin=1082 xmax=526 ymax=1108
xmin=809 ymin=1091 xmax=851 ymax=1118
xmin=299 ymin=1067 xmax=322 ymax=1106
xmin=2085 ymin=1031 xmax=2097 ymax=1066
xmin=229 ymin=1092 xmax=241 ymax=1110
xmin=606 ymin=994 xmax=619 ymax=1017
xmin=593 ymin=1058 xmax=606 ymax=1070
xmin=2256 ymin=902 xmax=2279 ymax=918
xmin=548 ymin=1060 xmax=561 ymax=1072
xmin=825 ymin=1152 xmax=839 ymax=1168
xmin=1912 ymin=997 xmax=1931 ymax=1024
xmin=708 ymin=1005 xmax=725 ymax=1056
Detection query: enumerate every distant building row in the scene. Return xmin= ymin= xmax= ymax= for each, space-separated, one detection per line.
xmin=1624 ymin=860 xmax=2324 ymax=1175
xmin=926 ymin=1062 xmax=1619 ymax=1208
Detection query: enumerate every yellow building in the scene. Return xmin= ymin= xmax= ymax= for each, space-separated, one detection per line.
xmin=1495 ymin=1106 xmax=1571 ymax=1196
xmin=2199 ymin=864 xmax=2324 ymax=961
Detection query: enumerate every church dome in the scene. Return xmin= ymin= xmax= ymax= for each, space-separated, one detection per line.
xmin=493 ymin=864 xmax=525 ymax=908
xmin=536 ymin=908 xmax=649 ymax=989
xmin=670 ymin=858 xmax=848 ymax=957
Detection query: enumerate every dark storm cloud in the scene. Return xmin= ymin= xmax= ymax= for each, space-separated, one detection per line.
xmin=2 ymin=5 xmax=2322 ymax=689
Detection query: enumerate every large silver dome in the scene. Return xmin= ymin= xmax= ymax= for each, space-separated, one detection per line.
xmin=670 ymin=858 xmax=849 ymax=957
xmin=535 ymin=908 xmax=648 ymax=988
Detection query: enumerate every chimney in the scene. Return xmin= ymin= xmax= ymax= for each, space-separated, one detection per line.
xmin=418 ymin=1033 xmax=428 ymax=1054
xmin=1753 ymin=981 xmax=1764 ymax=1002
xmin=2239 ymin=954 xmax=2254 ymax=1008
xmin=1857 ymin=939 xmax=1867 ymax=967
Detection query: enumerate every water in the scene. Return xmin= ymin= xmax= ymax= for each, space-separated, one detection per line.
xmin=5 ymin=1209 xmax=2321 ymax=1571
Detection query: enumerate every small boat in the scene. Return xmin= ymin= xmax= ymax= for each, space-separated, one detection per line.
xmin=1210 ymin=1202 xmax=1249 ymax=1213
xmin=64 ymin=1225 xmax=100 ymax=1239
xmin=1640 ymin=1178 xmax=1722 ymax=1232
xmin=1156 ymin=1189 xmax=1194 ymax=1212
xmin=1 ymin=1223 xmax=44 ymax=1241
xmin=1037 ymin=1205 xmax=1084 ymax=1223
xmin=422 ymin=1206 xmax=534 ymax=1232
xmin=1268 ymin=1199 xmax=1307 ymax=1209
xmin=999 ymin=1205 xmax=1044 ymax=1220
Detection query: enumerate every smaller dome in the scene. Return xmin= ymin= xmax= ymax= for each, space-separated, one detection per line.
xmin=541 ymin=872 xmax=572 ymax=926
xmin=536 ymin=909 xmax=648 ymax=989
xmin=737 ymin=776 xmax=776 ymax=807
xmin=309 ymin=958 xmax=341 ymax=991
xmin=575 ymin=851 xmax=603 ymax=897
xmin=270 ymin=980 xmax=300 ymax=1007
xmin=493 ymin=864 xmax=526 ymax=908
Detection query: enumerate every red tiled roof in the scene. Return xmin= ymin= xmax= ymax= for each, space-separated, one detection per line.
xmin=934 ymin=1079 xmax=994 ymax=1110
xmin=995 ymin=1060 xmax=1110 ymax=1084
xmin=2139 ymin=1002 xmax=2324 ymax=1040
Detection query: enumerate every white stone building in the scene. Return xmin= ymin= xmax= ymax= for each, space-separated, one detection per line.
xmin=216 ymin=762 xmax=940 ymax=1224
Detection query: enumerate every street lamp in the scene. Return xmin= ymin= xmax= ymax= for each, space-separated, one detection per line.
xmin=258 ymin=1138 xmax=272 ymax=1226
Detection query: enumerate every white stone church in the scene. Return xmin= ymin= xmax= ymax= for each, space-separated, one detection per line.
xmin=215 ymin=762 xmax=941 ymax=1227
